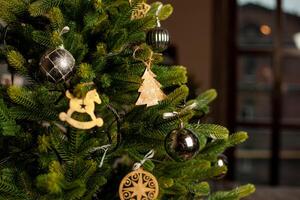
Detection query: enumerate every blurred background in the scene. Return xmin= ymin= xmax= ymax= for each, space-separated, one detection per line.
xmin=157 ymin=0 xmax=300 ymax=199
xmin=0 ymin=0 xmax=299 ymax=199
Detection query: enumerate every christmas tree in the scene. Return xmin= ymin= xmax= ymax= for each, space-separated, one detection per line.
xmin=0 ymin=0 xmax=255 ymax=200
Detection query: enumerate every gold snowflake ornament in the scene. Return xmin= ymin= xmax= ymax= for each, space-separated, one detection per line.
xmin=131 ymin=3 xmax=151 ymax=20
xmin=119 ymin=168 xmax=159 ymax=200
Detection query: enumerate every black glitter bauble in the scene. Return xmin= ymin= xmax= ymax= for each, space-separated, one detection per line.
xmin=214 ymin=154 xmax=228 ymax=179
xmin=165 ymin=128 xmax=200 ymax=162
xmin=39 ymin=48 xmax=75 ymax=83
xmin=146 ymin=27 xmax=170 ymax=52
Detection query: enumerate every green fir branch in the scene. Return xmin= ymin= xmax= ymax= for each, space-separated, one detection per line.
xmin=29 ymin=0 xmax=63 ymax=17
xmin=0 ymin=0 xmax=27 ymax=23
xmin=7 ymin=50 xmax=28 ymax=75
xmin=209 ymin=184 xmax=255 ymax=200
xmin=160 ymin=85 xmax=189 ymax=107
xmin=153 ymin=65 xmax=188 ymax=87
xmin=188 ymin=124 xmax=229 ymax=140
xmin=47 ymin=7 xmax=65 ymax=30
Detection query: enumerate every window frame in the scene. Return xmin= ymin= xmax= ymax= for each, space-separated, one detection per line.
xmin=212 ymin=0 xmax=300 ymax=186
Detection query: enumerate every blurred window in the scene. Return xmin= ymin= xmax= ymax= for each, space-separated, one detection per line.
xmin=235 ymin=0 xmax=300 ymax=186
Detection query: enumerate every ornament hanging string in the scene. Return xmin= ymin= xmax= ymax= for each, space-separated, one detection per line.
xmin=90 ymin=144 xmax=111 ymax=168
xmin=58 ymin=26 xmax=70 ymax=49
xmin=163 ymin=111 xmax=179 ymax=119
xmin=132 ymin=149 xmax=155 ymax=170
xmin=163 ymin=111 xmax=184 ymax=129
xmin=163 ymin=101 xmax=203 ymax=123
xmin=132 ymin=46 xmax=154 ymax=70
xmin=156 ymin=4 xmax=163 ymax=17
xmin=59 ymin=26 xmax=70 ymax=36
xmin=155 ymin=4 xmax=163 ymax=27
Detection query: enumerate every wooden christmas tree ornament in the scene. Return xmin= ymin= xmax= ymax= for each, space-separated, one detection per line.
xmin=119 ymin=167 xmax=159 ymax=200
xmin=134 ymin=47 xmax=166 ymax=107
xmin=135 ymin=68 xmax=166 ymax=107
xmin=59 ymin=89 xmax=104 ymax=129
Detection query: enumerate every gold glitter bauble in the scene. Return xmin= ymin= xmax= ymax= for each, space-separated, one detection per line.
xmin=119 ymin=168 xmax=159 ymax=200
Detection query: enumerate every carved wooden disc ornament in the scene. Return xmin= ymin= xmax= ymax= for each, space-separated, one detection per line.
xmin=119 ymin=168 xmax=159 ymax=200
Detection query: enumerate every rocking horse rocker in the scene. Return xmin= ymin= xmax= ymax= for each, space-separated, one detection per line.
xmin=59 ymin=89 xmax=104 ymax=129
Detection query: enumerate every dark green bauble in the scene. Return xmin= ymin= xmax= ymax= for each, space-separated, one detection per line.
xmin=146 ymin=27 xmax=170 ymax=52
xmin=39 ymin=48 xmax=75 ymax=83
xmin=165 ymin=128 xmax=200 ymax=162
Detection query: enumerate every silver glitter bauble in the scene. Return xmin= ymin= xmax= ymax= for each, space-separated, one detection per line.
xmin=146 ymin=27 xmax=170 ymax=52
xmin=39 ymin=48 xmax=75 ymax=83
xmin=165 ymin=128 xmax=200 ymax=162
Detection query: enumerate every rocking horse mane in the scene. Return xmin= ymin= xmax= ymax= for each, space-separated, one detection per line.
xmin=66 ymin=90 xmax=74 ymax=99
xmin=65 ymin=89 xmax=98 ymax=101
xmin=86 ymin=89 xmax=97 ymax=98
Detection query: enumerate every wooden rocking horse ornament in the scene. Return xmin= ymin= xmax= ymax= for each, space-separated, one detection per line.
xmin=59 ymin=89 xmax=104 ymax=129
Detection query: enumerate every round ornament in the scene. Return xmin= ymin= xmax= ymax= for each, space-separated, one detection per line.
xmin=119 ymin=168 xmax=159 ymax=200
xmin=39 ymin=47 xmax=75 ymax=83
xmin=146 ymin=27 xmax=170 ymax=52
xmin=214 ymin=154 xmax=228 ymax=179
xmin=165 ymin=127 xmax=200 ymax=162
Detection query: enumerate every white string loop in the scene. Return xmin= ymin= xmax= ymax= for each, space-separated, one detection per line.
xmin=155 ymin=4 xmax=163 ymax=27
xmin=58 ymin=26 xmax=70 ymax=49
xmin=90 ymin=144 xmax=111 ymax=168
xmin=163 ymin=111 xmax=179 ymax=119
xmin=155 ymin=4 xmax=163 ymax=16
xmin=132 ymin=149 xmax=155 ymax=170
xmin=60 ymin=26 xmax=70 ymax=36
